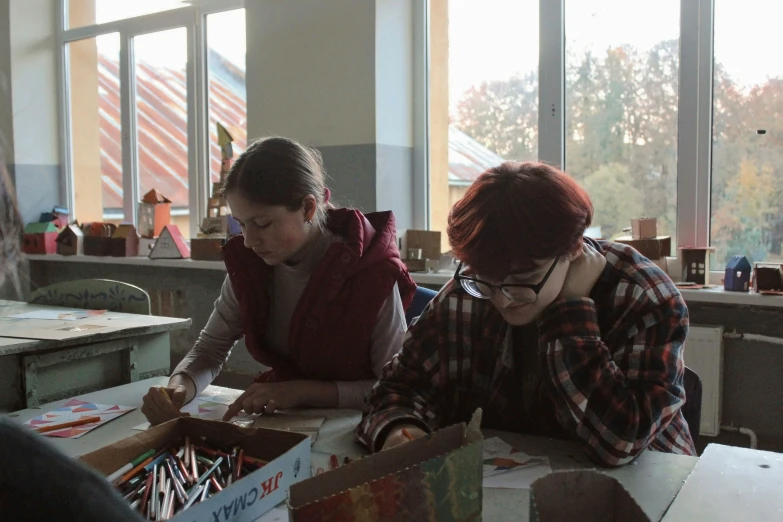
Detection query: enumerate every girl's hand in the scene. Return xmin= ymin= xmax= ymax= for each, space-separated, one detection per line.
xmin=557 ymin=242 xmax=607 ymax=301
xmin=140 ymin=385 xmax=189 ymax=426
xmin=223 ymin=381 xmax=307 ymax=420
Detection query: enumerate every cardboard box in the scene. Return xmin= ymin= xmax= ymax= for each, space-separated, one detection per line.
xmin=402 ymin=230 xmax=442 ymax=261
xmin=288 ymin=415 xmax=483 ymax=522
xmin=615 ymin=236 xmax=672 ymax=261
xmin=631 ymin=217 xmax=658 ymax=239
xmin=753 ymin=263 xmax=783 ymax=294
xmin=80 ymin=418 xmax=310 ymax=522
xmin=530 ymin=471 xmax=650 ymax=522
xmin=191 ymin=237 xmax=227 ymax=261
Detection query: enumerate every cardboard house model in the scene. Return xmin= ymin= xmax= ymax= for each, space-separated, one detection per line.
xmin=83 ymin=222 xmax=117 ymax=257
xmin=138 ymin=189 xmax=172 ymax=238
xmin=679 ymin=247 xmax=715 ymax=285
xmin=753 ymin=263 xmax=783 ymax=294
xmin=111 ymin=224 xmax=140 ymax=257
xmin=724 ymin=255 xmax=751 ymax=292
xmin=22 ymin=222 xmax=58 ymax=254
xmin=56 ymin=224 xmax=84 ymax=256
xmin=149 ymin=225 xmax=190 ymax=259
xmin=39 ymin=206 xmax=70 ymax=229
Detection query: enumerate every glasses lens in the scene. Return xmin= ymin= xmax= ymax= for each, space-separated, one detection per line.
xmin=459 ymin=278 xmax=491 ymax=299
xmin=504 ymin=286 xmax=538 ymax=303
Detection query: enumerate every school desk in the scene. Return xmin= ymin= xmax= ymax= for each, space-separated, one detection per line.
xmin=0 ymin=300 xmax=190 ymax=411
xmin=6 ymin=378 xmax=704 ymax=522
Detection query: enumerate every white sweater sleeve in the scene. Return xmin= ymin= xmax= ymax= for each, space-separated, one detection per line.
xmin=170 ymin=275 xmax=244 ymax=395
xmin=335 ymin=282 xmax=407 ymax=408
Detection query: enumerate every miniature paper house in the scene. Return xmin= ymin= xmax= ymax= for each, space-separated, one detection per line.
xmin=615 ymin=236 xmax=672 ymax=261
xmin=82 ymin=222 xmax=117 ymax=257
xmin=22 ymin=222 xmax=58 ymax=254
xmin=631 ymin=217 xmax=658 ymax=240
xmin=39 ymin=206 xmax=71 ymax=230
xmin=149 ymin=225 xmax=190 ymax=259
xmin=56 ymin=224 xmax=84 ymax=256
xmin=190 ymin=237 xmax=226 ymax=261
xmin=138 ymin=237 xmax=156 ymax=257
xmin=138 ymin=189 xmax=172 ymax=238
xmin=724 ymin=255 xmax=751 ymax=292
xmin=110 ymin=224 xmax=140 ymax=257
xmin=679 ymin=247 xmax=715 ymax=285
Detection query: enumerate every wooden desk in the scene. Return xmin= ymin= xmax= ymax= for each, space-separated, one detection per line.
xmin=0 ymin=301 xmax=190 ymax=411
xmin=7 ymin=379 xmax=698 ymax=522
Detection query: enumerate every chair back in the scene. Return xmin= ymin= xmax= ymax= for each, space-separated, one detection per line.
xmin=29 ymin=279 xmax=151 ymax=315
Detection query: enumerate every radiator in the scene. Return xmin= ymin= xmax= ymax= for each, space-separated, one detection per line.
xmin=684 ymin=325 xmax=725 ymax=437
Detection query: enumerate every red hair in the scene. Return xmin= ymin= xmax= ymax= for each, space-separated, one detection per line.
xmin=448 ymin=162 xmax=593 ymax=279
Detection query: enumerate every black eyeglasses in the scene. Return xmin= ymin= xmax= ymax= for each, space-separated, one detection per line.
xmin=453 ymin=258 xmax=559 ymax=304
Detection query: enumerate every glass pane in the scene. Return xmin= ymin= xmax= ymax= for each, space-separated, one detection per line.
xmin=431 ymin=0 xmax=539 ymax=249
xmin=134 ymin=28 xmax=190 ymax=238
xmin=565 ymin=0 xmax=680 ymax=243
xmin=206 ymin=9 xmax=247 ymax=192
xmin=711 ymin=0 xmax=783 ymax=266
xmin=68 ymin=33 xmax=123 ymax=223
xmin=67 ymin=0 xmax=189 ymax=29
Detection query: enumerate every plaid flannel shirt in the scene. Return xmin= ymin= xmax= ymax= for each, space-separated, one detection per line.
xmin=356 ymin=239 xmax=696 ymax=466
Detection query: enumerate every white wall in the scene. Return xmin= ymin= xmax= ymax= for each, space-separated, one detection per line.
xmin=245 ymin=0 xmax=377 ymax=146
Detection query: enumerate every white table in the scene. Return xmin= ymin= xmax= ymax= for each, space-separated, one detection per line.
xmin=0 ymin=300 xmax=190 ymax=410
xmin=6 ymin=378 xmax=700 ymax=521
xmin=663 ymin=443 xmax=783 ymax=521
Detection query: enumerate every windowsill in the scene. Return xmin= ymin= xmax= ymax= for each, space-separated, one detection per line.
xmin=24 ymin=255 xmax=783 ymax=309
xmin=24 ymin=254 xmax=225 ymax=271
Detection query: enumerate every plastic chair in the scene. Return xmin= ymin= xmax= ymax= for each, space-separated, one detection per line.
xmin=683 ymin=366 xmax=703 ymax=441
xmin=405 ymin=286 xmax=438 ymax=327
xmin=28 ymin=279 xmax=151 ymax=315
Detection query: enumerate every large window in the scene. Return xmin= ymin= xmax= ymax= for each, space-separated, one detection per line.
xmin=565 ymin=0 xmax=680 ymax=241
xmin=59 ymin=1 xmax=246 ymax=239
xmin=711 ymin=0 xmax=783 ymax=265
xmin=429 ymin=0 xmax=538 ymax=248
xmin=428 ymin=0 xmax=774 ymax=277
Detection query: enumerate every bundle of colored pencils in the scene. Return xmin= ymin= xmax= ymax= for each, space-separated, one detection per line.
xmin=109 ymin=435 xmax=267 ymax=520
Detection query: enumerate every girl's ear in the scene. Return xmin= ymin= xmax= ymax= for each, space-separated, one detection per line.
xmin=302 ymin=194 xmax=317 ymax=222
xmin=567 ymin=237 xmax=585 ymax=262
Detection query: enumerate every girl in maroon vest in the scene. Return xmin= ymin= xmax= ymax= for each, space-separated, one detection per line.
xmin=142 ymin=137 xmax=416 ymax=425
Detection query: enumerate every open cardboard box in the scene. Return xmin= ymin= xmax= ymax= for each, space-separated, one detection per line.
xmin=80 ymin=417 xmax=310 ymax=522
xmin=288 ymin=412 xmax=483 ymax=522
xmin=530 ymin=470 xmax=650 ymax=522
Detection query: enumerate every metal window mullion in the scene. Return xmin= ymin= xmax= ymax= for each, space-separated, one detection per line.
xmin=677 ymin=0 xmax=714 ymax=248
xmin=120 ymin=33 xmax=138 ymax=224
xmin=186 ymin=20 xmax=201 ymax=237
xmin=412 ymin=0 xmax=430 ymax=230
xmin=538 ymin=0 xmax=565 ymax=168
xmin=57 ymin=2 xmax=76 ymax=215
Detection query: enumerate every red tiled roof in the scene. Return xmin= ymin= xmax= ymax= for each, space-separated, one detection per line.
xmin=98 ymin=54 xmax=247 ymax=209
xmin=97 ymin=55 xmax=498 ymax=210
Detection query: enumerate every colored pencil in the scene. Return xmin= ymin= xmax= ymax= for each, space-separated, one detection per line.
xmin=35 ymin=415 xmax=101 ymax=434
xmin=118 ymin=457 xmax=154 ymax=485
xmin=107 ymin=449 xmax=156 ymax=483
xmin=401 ymin=428 xmax=415 ymax=440
xmin=330 ymin=454 xmax=339 ymax=470
xmin=236 ymin=449 xmax=244 ymax=479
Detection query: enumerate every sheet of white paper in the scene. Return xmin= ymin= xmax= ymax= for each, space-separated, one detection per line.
xmin=482 ymin=436 xmax=552 ymax=489
xmin=132 ymin=392 xmax=249 ymax=431
xmin=9 ymin=309 xmax=105 ymax=321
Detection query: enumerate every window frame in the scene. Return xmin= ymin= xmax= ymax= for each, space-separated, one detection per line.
xmin=57 ymin=0 xmax=244 ymax=235
xmin=417 ymin=0 xmax=723 ymax=277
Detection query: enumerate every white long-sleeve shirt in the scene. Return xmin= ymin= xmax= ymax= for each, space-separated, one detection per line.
xmin=171 ymin=231 xmax=407 ymax=408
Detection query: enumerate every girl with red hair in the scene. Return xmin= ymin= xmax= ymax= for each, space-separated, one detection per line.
xmin=357 ymin=161 xmax=695 ymax=466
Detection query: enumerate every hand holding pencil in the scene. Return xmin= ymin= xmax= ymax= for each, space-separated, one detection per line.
xmin=141 ymin=385 xmax=189 ymax=427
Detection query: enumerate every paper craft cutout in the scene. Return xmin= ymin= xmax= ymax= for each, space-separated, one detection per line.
xmin=132 ymin=390 xmax=248 ymax=431
xmin=482 ymin=437 xmax=552 ymax=489
xmin=24 ymin=399 xmax=134 ymax=438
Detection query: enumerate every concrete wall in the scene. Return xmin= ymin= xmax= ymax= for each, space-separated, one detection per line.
xmin=245 ymin=0 xmax=415 ymax=230
xmin=25 ymin=259 xmax=783 ymax=452
xmin=2 ymin=0 xmax=61 ymax=224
